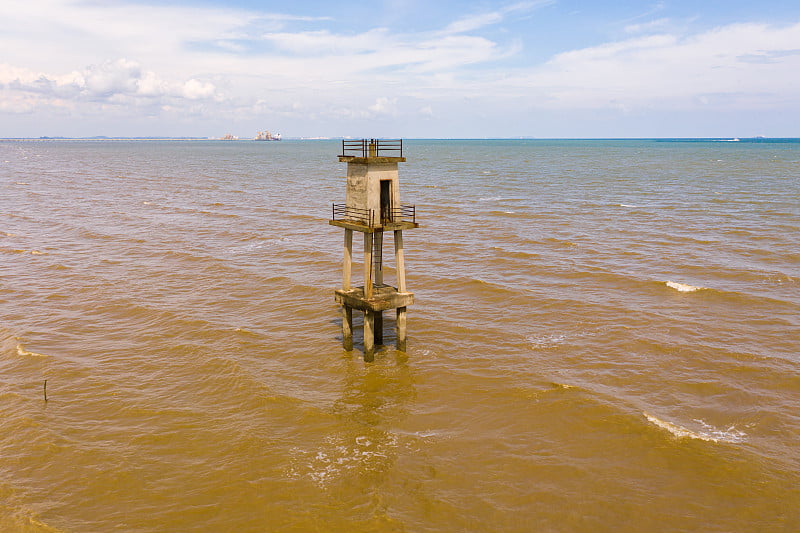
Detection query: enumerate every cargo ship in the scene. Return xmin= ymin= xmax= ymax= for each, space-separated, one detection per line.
xmin=254 ymin=130 xmax=281 ymax=141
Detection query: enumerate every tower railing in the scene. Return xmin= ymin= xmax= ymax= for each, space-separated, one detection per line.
xmin=331 ymin=203 xmax=415 ymax=227
xmin=332 ymin=204 xmax=375 ymax=227
xmin=390 ymin=205 xmax=416 ymax=224
xmin=340 ymin=139 xmax=403 ymax=158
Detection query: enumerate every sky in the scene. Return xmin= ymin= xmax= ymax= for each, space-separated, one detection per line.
xmin=2 ymin=0 xmax=800 ymax=138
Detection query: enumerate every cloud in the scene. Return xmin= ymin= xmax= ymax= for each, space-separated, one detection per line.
xmin=624 ymin=18 xmax=673 ymax=34
xmin=440 ymin=1 xmax=553 ymax=35
xmin=368 ymin=97 xmax=398 ymax=115
xmin=261 ymin=28 xmax=392 ymax=55
xmin=83 ymin=59 xmax=142 ymax=98
xmin=0 ymin=58 xmax=220 ymax=120
xmin=511 ymin=21 xmax=800 ymax=110
xmin=0 ymin=1 xmax=533 ymax=124
xmin=182 ymin=79 xmax=218 ymax=100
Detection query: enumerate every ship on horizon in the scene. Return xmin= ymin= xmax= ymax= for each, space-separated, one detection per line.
xmin=254 ymin=130 xmax=281 ymax=141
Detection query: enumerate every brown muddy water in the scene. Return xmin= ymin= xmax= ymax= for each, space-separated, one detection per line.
xmin=1 ymin=138 xmax=798 ymax=531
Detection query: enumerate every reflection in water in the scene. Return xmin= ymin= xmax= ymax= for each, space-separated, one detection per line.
xmin=287 ymin=353 xmax=415 ymax=492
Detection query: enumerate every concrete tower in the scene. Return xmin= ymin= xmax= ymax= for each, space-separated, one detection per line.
xmin=330 ymin=139 xmax=419 ymax=362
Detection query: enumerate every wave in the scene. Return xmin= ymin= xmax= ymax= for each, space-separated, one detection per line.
xmin=230 ymin=236 xmax=292 ymax=254
xmin=527 ymin=333 xmax=567 ymax=349
xmin=0 ymin=248 xmax=46 ymax=255
xmin=665 ymin=280 xmax=706 ymax=292
xmin=0 ymin=504 xmax=65 ymax=533
xmin=286 ymin=432 xmax=399 ymax=488
xmin=644 ymin=412 xmax=746 ymax=443
xmin=15 ymin=343 xmax=48 ymax=357
xmin=477 ymin=196 xmax=520 ymax=202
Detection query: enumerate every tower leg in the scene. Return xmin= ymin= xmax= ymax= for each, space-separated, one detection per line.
xmin=343 ymin=229 xmax=352 ymax=290
xmin=342 ymin=305 xmax=353 ymax=351
xmin=363 ymin=310 xmax=375 ymax=362
xmin=375 ymin=311 xmax=383 ymax=345
xmin=394 ymin=230 xmax=406 ymax=292
xmin=374 ymin=231 xmax=384 ymax=285
xmin=396 ymin=306 xmax=407 ymax=352
xmin=364 ymin=233 xmax=374 ymax=299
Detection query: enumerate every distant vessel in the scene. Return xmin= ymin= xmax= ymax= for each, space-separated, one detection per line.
xmin=255 ymin=130 xmax=281 ymax=141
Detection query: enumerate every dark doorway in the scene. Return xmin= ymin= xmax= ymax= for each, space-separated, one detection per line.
xmin=380 ymin=180 xmax=392 ymax=224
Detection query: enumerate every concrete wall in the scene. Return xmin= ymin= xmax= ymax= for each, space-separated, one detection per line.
xmin=345 ymin=162 xmax=401 ymax=218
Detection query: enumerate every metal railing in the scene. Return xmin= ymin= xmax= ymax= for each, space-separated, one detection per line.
xmin=332 ymin=203 xmax=416 ymax=227
xmin=332 ymin=204 xmax=375 ymax=227
xmin=390 ymin=205 xmax=416 ymax=225
xmin=340 ymin=139 xmax=403 ymax=158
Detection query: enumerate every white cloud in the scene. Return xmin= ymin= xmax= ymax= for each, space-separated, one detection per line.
xmin=440 ymin=1 xmax=553 ymax=35
xmin=508 ymin=22 xmax=800 ymax=110
xmin=1 ymin=59 xmax=219 ymax=103
xmin=82 ymin=59 xmax=141 ymax=98
xmin=368 ymin=97 xmax=398 ymax=115
xmin=624 ymin=18 xmax=673 ymax=34
xmin=261 ymin=28 xmax=393 ymax=55
xmin=182 ymin=79 xmax=218 ymax=100
xmin=442 ymin=12 xmax=504 ymax=35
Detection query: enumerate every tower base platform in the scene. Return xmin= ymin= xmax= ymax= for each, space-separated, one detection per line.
xmin=335 ymin=285 xmax=413 ymax=362
xmin=334 ymin=284 xmax=414 ymax=311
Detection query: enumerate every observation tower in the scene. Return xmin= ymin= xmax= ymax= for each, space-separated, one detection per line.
xmin=329 ymin=139 xmax=419 ymax=362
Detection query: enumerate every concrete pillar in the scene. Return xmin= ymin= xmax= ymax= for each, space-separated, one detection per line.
xmin=343 ymin=229 xmax=352 ymax=290
xmin=394 ymin=230 xmax=406 ymax=292
xmin=374 ymin=231 xmax=383 ymax=286
xmin=372 ymin=231 xmax=383 ymax=346
xmin=363 ymin=310 xmax=375 ymax=362
xmin=342 ymin=305 xmax=353 ymax=351
xmin=375 ymin=311 xmax=383 ymax=345
xmin=363 ymin=232 xmax=373 ymax=299
xmin=396 ymin=306 xmax=407 ymax=352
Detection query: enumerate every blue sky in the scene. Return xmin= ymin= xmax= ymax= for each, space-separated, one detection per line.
xmin=2 ymin=0 xmax=799 ymax=138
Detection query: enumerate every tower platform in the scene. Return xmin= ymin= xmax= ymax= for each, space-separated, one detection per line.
xmin=338 ymin=156 xmax=406 ymax=164
xmin=329 ymin=219 xmax=418 ymax=233
xmin=335 ymin=284 xmax=414 ymax=312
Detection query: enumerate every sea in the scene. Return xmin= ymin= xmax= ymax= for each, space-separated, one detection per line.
xmin=0 ymin=138 xmax=798 ymax=532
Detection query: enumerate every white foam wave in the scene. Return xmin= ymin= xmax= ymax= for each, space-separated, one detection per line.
xmin=694 ymin=419 xmax=747 ymax=443
xmin=230 ymin=237 xmax=291 ymax=255
xmin=286 ymin=433 xmax=398 ymax=488
xmin=478 ymin=196 xmax=517 ymax=202
xmin=16 ymin=343 xmax=48 ymax=357
xmin=644 ymin=413 xmax=746 ymax=443
xmin=527 ymin=334 xmax=566 ymax=349
xmin=665 ymin=280 xmax=705 ymax=292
